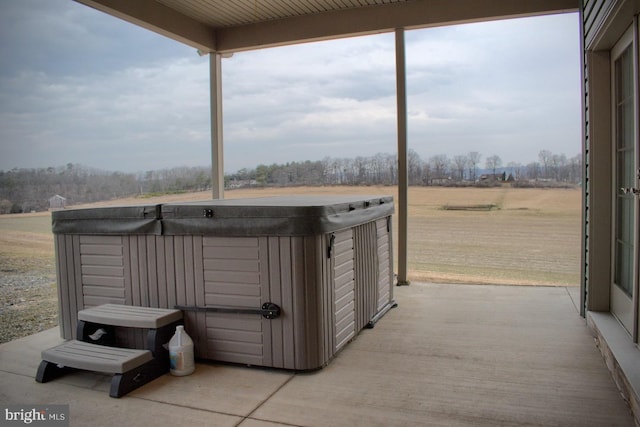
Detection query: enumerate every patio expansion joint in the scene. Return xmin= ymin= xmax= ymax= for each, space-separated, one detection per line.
xmin=0 ymin=369 xmax=122 ymax=397
xmin=0 ymin=368 xmax=273 ymax=422
xmin=127 ymin=395 xmax=246 ymax=420
xmin=0 ymin=369 xmax=37 ymax=380
xmin=234 ymin=373 xmax=297 ymax=427
xmin=0 ymin=368 xmax=28 ymax=377
xmin=564 ymin=286 xmax=581 ymax=314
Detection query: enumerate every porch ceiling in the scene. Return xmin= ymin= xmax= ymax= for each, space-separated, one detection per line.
xmin=74 ymin=0 xmax=580 ymax=54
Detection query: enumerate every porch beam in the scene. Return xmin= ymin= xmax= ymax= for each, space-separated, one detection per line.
xmin=395 ymin=28 xmax=409 ymax=286
xmin=210 ymin=53 xmax=224 ymax=199
xmin=216 ymin=0 xmax=579 ymax=53
xmin=75 ymin=0 xmax=579 ymax=54
xmin=74 ymin=0 xmax=216 ymax=53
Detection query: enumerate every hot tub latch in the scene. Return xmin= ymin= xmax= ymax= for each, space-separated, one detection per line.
xmin=203 ymin=209 xmax=214 ymax=218
xmin=327 ymin=233 xmax=335 ymax=259
xmin=261 ymin=303 xmax=281 ymax=319
xmin=175 ymin=303 xmax=281 ymax=319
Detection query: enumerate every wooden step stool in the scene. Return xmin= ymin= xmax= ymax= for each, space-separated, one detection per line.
xmin=36 ymin=304 xmax=183 ymax=398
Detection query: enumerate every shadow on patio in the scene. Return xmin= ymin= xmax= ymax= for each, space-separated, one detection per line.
xmin=0 ymin=282 xmax=633 ymax=426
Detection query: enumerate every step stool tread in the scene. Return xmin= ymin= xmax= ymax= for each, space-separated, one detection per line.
xmin=41 ymin=340 xmax=153 ymax=374
xmin=78 ymin=304 xmax=182 ymax=328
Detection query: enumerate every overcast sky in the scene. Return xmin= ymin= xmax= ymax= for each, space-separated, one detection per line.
xmin=0 ymin=1 xmax=581 ymax=173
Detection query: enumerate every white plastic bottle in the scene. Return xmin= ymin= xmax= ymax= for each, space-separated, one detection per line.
xmin=168 ymin=325 xmax=195 ymax=376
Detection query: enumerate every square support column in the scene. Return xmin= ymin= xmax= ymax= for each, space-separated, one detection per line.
xmin=210 ymin=53 xmax=224 ymax=199
xmin=395 ymin=28 xmax=409 ymax=286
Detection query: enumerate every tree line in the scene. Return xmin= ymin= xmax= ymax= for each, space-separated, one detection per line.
xmin=0 ymin=163 xmax=210 ymax=213
xmin=228 ymin=149 xmax=582 ymax=187
xmin=0 ymin=149 xmax=580 ymax=214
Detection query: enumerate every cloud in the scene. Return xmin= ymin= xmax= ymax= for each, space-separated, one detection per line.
xmin=0 ymin=57 xmax=211 ymax=171
xmin=402 ymin=13 xmax=582 ymax=164
xmin=221 ymin=12 xmax=581 ymax=170
xmin=0 ymin=0 xmax=192 ymax=77
xmin=0 ymin=0 xmax=212 ymax=171
xmin=221 ymin=33 xmax=400 ymax=167
xmin=0 ymin=1 xmax=581 ymax=173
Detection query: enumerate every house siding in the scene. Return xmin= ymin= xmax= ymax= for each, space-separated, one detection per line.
xmin=582 ymin=1 xmax=640 ymax=424
xmin=582 ymin=1 xmax=591 ymax=316
xmin=584 ymin=0 xmax=615 ymax=48
xmin=582 ymin=0 xmax=618 ymax=314
xmin=582 ymin=5 xmax=589 ymax=316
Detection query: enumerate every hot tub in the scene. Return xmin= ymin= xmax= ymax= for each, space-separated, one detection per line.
xmin=52 ymin=195 xmax=396 ymax=370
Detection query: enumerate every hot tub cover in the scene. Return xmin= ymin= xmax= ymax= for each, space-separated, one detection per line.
xmin=161 ymin=195 xmax=394 ymax=236
xmin=52 ymin=204 xmax=162 ymax=235
xmin=51 ymin=195 xmax=394 ymax=236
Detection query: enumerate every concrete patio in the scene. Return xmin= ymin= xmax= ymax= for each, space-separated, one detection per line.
xmin=0 ymin=282 xmax=634 ymax=426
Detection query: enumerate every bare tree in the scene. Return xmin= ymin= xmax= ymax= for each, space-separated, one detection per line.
xmin=386 ymin=154 xmax=397 ymax=185
xmin=352 ymin=156 xmax=366 ymax=184
xmin=485 ymin=155 xmax=502 ymax=177
xmin=568 ymin=154 xmax=582 ymax=184
xmin=372 ymin=154 xmax=385 ymax=184
xmin=452 ymin=155 xmax=468 ymax=181
xmin=552 ymin=153 xmax=567 ymax=181
xmin=526 ymin=162 xmax=540 ymax=181
xmin=538 ymin=150 xmax=552 ymax=179
xmin=430 ymin=154 xmax=450 ymax=182
xmin=467 ymin=151 xmax=481 ymax=182
xmin=506 ymin=161 xmax=522 ymax=180
xmin=0 ymin=199 xmax=11 ymax=214
xmin=408 ymin=149 xmax=423 ymax=185
xmin=421 ymin=161 xmax=431 ymax=185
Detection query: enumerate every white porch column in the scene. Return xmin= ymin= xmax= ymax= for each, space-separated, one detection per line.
xmin=210 ymin=53 xmax=224 ymax=199
xmin=395 ymin=28 xmax=410 ymax=286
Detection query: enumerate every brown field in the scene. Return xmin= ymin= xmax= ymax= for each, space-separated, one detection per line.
xmin=0 ymin=185 xmax=581 ymax=342
xmin=228 ymin=186 xmax=582 ymax=286
xmin=401 ymin=186 xmax=580 ymax=286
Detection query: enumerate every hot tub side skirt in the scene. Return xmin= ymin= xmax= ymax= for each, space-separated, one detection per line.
xmin=54 ymin=213 xmax=395 ymax=370
xmin=177 ymin=234 xmax=330 ymax=370
xmin=55 ymin=234 xmax=81 ymax=340
xmin=55 ymin=234 xmax=169 ymax=348
xmin=351 ymin=217 xmax=394 ymax=338
xmin=377 ymin=217 xmax=394 ymax=312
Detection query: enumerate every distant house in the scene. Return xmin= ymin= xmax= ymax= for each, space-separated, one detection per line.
xmin=430 ymin=177 xmax=451 ymax=185
xmin=48 ymin=195 xmax=66 ymax=210
xmin=227 ymin=179 xmax=258 ymax=189
xmin=478 ymin=172 xmax=506 ymax=182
